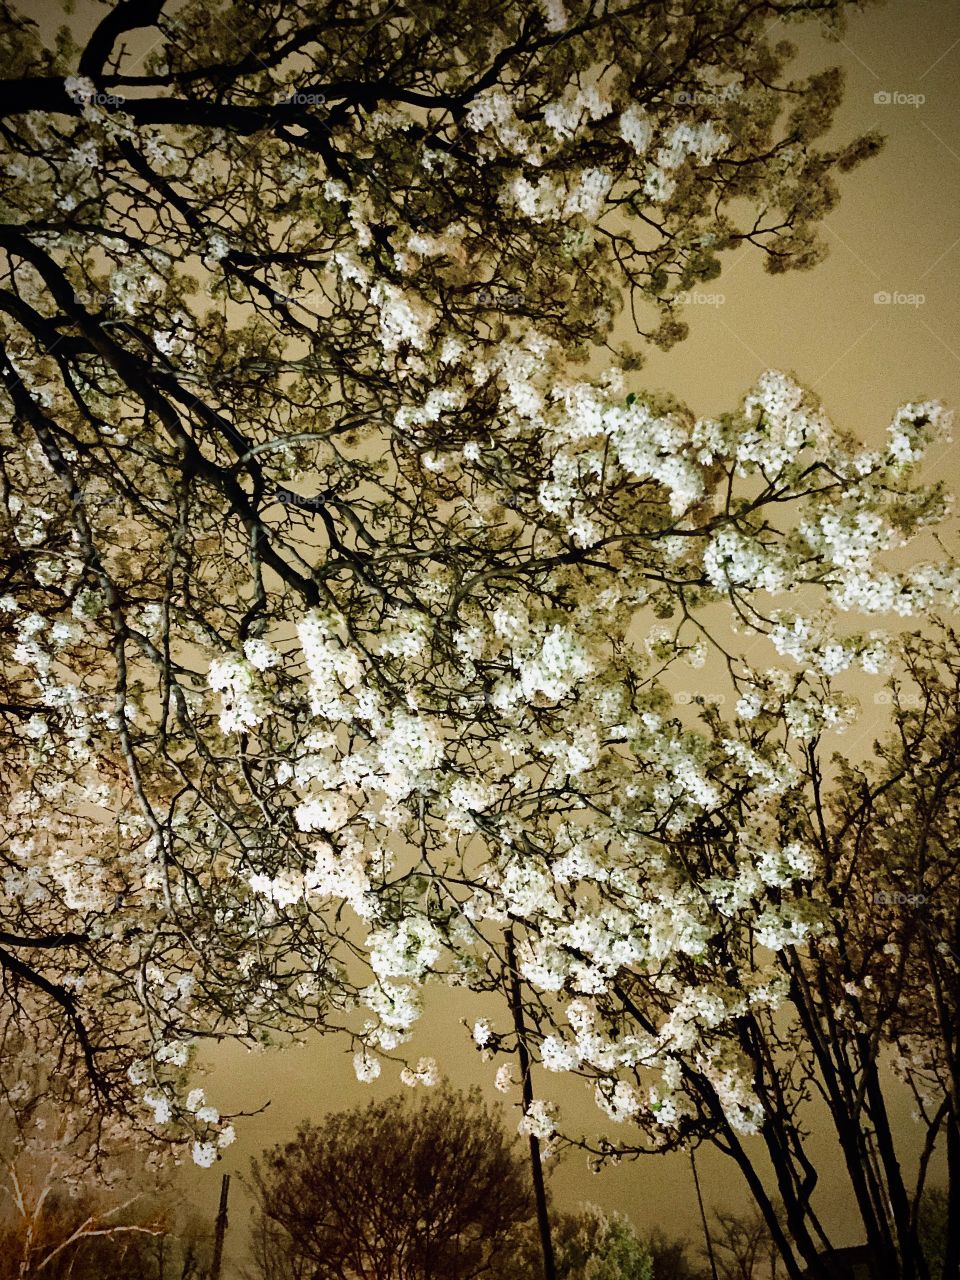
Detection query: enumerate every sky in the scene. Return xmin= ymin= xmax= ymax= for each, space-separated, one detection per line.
xmin=19 ymin=0 xmax=960 ymax=1267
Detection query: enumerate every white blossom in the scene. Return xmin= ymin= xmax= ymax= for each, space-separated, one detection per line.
xmin=353 ymin=1050 xmax=382 ymax=1082
xmin=400 ymin=1056 xmax=440 ymax=1087
xmin=518 ymin=1099 xmax=557 ymax=1139
xmin=191 ymin=1141 xmax=218 ymax=1168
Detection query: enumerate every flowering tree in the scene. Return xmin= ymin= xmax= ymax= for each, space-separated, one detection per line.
xmin=1 ymin=0 xmax=957 ymax=1269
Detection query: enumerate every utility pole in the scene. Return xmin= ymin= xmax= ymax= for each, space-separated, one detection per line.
xmin=506 ymin=925 xmax=557 ymax=1280
xmin=691 ymin=1147 xmax=719 ymax=1280
xmin=209 ymin=1173 xmax=230 ymax=1280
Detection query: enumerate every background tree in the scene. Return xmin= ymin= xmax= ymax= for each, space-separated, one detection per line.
xmin=551 ymin=1205 xmax=654 ymax=1280
xmin=705 ymin=1208 xmax=786 ymax=1280
xmin=641 ymin=1228 xmax=704 ymax=1280
xmin=508 ymin=1204 xmax=655 ymax=1280
xmin=248 ymin=1085 xmax=535 ymax=1280
xmin=0 ymin=1026 xmax=210 ymax=1280
xmin=0 ymin=1182 xmax=207 ymax=1280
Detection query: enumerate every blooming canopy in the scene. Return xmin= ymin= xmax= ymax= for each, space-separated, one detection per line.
xmin=1 ymin=0 xmax=953 ymax=1215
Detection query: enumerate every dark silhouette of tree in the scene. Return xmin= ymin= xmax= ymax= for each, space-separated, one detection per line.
xmin=706 ymin=1208 xmax=787 ymax=1280
xmin=642 ymin=1228 xmax=705 ymax=1280
xmin=248 ymin=1085 xmax=535 ymax=1280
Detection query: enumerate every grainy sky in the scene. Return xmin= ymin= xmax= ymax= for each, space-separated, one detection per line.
xmin=27 ymin=0 xmax=960 ymax=1264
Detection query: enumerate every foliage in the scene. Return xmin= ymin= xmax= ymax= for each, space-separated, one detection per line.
xmin=916 ymin=1187 xmax=948 ymax=1279
xmin=552 ymin=1204 xmax=654 ymax=1280
xmin=508 ymin=1204 xmax=655 ymax=1280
